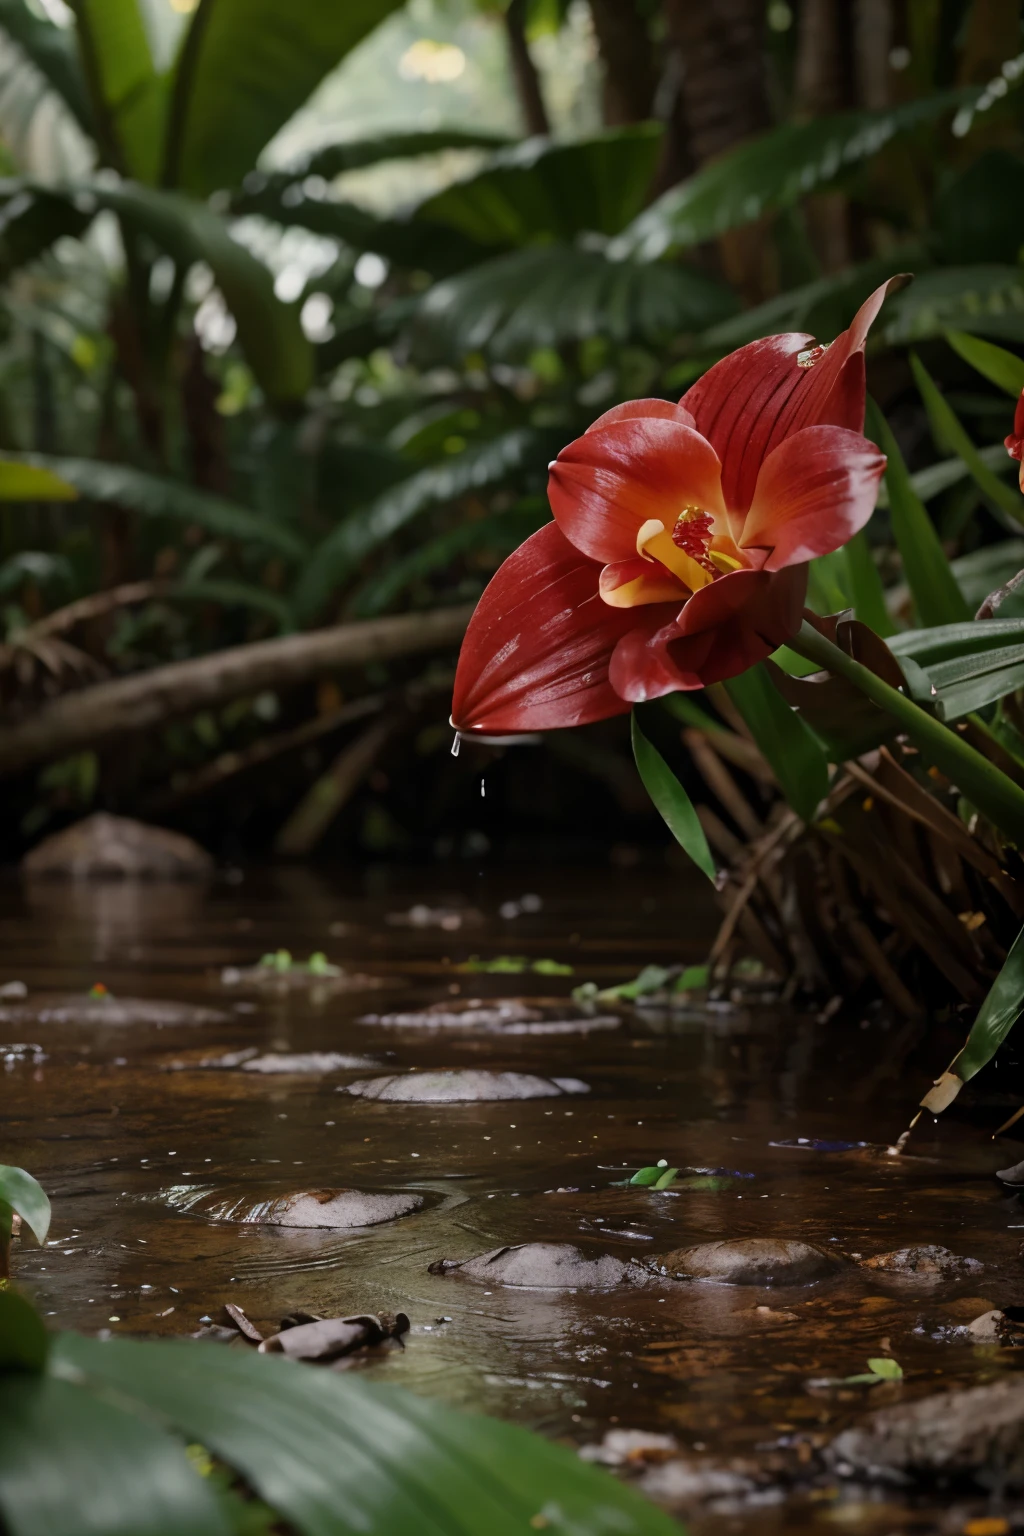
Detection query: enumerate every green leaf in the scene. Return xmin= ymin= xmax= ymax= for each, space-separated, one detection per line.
xmin=864 ymin=397 xmax=971 ymax=627
xmin=911 ymin=352 xmax=1024 ymax=527
xmin=415 ymin=243 xmax=736 ymax=363
xmin=0 ymin=184 xmax=93 ymax=282
xmin=631 ymin=713 xmax=716 ymax=882
xmin=415 ymin=126 xmax=664 ymax=246
xmin=351 ymin=508 xmax=545 ymax=618
xmin=72 ymin=0 xmax=166 ymax=182
xmin=265 ymin=128 xmax=513 ymax=183
xmin=936 ymin=151 xmax=1024 ymax=267
xmin=174 ymin=579 xmax=295 ymax=632
xmin=0 ymin=455 xmax=306 ymax=560
xmin=94 ymin=182 xmax=312 ymax=405
xmin=945 ymin=329 xmax=1024 ymax=398
xmin=843 ymin=531 xmax=896 ymax=637
xmin=723 ymin=663 xmax=829 ymax=822
xmin=882 ymin=266 xmax=1024 ymax=346
xmin=618 ymin=92 xmax=968 ymax=260
xmin=653 ymin=1168 xmax=678 ymax=1190
xmin=953 ymin=539 xmax=1024 ymax=611
xmin=293 ymin=429 xmax=549 ymax=621
xmin=0 ymin=0 xmax=93 ymax=135
xmin=0 ymin=1168 xmax=50 ymax=1246
xmin=0 ymin=1375 xmax=232 ymax=1536
xmin=0 ymin=1291 xmax=49 ymax=1373
xmin=0 ymin=460 xmax=77 ymax=501
xmin=54 ymin=1334 xmax=682 ymax=1536
xmin=531 ymin=958 xmax=573 ymax=976
xmin=889 ymin=617 xmax=1024 ymax=667
xmin=866 ymin=1357 xmax=903 ymax=1380
xmin=164 ymin=0 xmax=406 ymax=195
xmin=954 ymin=921 xmax=1024 ymax=1082
xmin=628 ymin=1167 xmax=664 ymax=1187
xmin=923 ymin=643 xmax=1024 ymax=720
xmin=676 ymin=964 xmax=709 ymax=990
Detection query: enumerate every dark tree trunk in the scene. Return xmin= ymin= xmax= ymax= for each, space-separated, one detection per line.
xmin=588 ymin=0 xmax=657 ymax=125
xmin=795 ymin=0 xmax=857 ymax=271
xmin=661 ymin=0 xmax=770 ymax=166
xmin=181 ymin=337 xmax=230 ymax=497
xmin=504 ymin=0 xmax=551 ymax=137
xmin=660 ymin=0 xmax=771 ymax=300
xmin=855 ymin=0 xmax=892 ymax=109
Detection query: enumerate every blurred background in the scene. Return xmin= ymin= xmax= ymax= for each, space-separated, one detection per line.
xmin=0 ymin=0 xmax=1022 ymax=868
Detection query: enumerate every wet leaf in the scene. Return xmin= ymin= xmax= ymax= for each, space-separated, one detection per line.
xmin=952 ymin=922 xmax=1024 ymax=1084
xmin=532 ymin=959 xmax=574 ymax=977
xmin=631 ymin=715 xmax=716 ymax=882
xmin=627 ymin=1168 xmax=664 ymax=1187
xmin=652 ymin=1169 xmax=679 ymax=1190
xmin=911 ymin=353 xmax=1024 ymax=527
xmin=674 ymin=964 xmax=709 ymax=992
xmin=866 ymin=1357 xmax=903 ymax=1380
xmin=0 ymin=1167 xmax=50 ymax=1246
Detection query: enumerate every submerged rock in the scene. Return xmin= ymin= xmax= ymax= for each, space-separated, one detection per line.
xmin=651 ymin=1238 xmax=840 ymax=1286
xmin=359 ymin=998 xmax=618 ymax=1035
xmin=858 ymin=1245 xmax=983 ymax=1279
xmin=22 ymin=813 xmax=212 ymax=880
xmin=160 ymin=1184 xmax=423 ymax=1228
xmin=828 ymin=1377 xmax=1024 ymax=1481
xmin=343 ymin=1070 xmax=589 ymax=1102
xmin=995 ymin=1156 xmax=1024 ymax=1186
xmin=0 ymin=994 xmax=228 ymax=1028
xmin=430 ymin=1242 xmax=631 ymax=1290
xmin=173 ymin=1049 xmax=380 ymax=1074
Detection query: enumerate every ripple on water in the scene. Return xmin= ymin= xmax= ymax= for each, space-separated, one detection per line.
xmin=157 ymin=1184 xmax=424 ymax=1228
xmin=342 ymin=1069 xmax=590 ymax=1102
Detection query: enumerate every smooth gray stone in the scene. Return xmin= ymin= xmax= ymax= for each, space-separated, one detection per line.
xmin=343 ymin=1070 xmax=589 ymax=1102
xmin=828 ymin=1377 xmax=1024 ymax=1481
xmin=652 ymin=1238 xmax=840 ymax=1286
xmin=433 ymin=1242 xmax=631 ymax=1290
xmin=162 ymin=1185 xmax=423 ymax=1228
xmin=996 ymin=1156 xmax=1024 ymax=1185
xmin=22 ymin=813 xmax=212 ymax=880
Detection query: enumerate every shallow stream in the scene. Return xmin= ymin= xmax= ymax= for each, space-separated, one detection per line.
xmin=4 ymin=867 xmax=1024 ymax=1534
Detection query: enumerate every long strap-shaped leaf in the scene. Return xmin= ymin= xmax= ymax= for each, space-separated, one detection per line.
xmin=865 ymin=397 xmax=971 ymax=627
xmin=723 ymin=663 xmax=829 ymax=822
xmin=946 ymin=329 xmax=1024 ymax=398
xmin=0 ymin=1374 xmax=231 ymax=1536
xmin=631 ymin=714 xmax=715 ymax=881
xmin=911 ymin=352 xmax=1024 ymax=527
xmin=53 ymin=1334 xmax=681 ymax=1536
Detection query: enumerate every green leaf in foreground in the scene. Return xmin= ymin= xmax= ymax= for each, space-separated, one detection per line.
xmin=631 ymin=713 xmax=716 ymax=882
xmin=954 ymin=920 xmax=1024 ymax=1083
xmin=865 ymin=397 xmax=972 ymax=627
xmin=52 ymin=1334 xmax=682 ymax=1536
xmin=843 ymin=531 xmax=896 ymax=637
xmin=0 ymin=1167 xmax=50 ymax=1246
xmin=0 ymin=1291 xmax=49 ymax=1372
xmin=946 ymin=329 xmax=1024 ymax=398
xmin=0 ymin=1374 xmax=232 ymax=1536
xmin=843 ymin=1357 xmax=903 ymax=1384
xmin=723 ymin=663 xmax=829 ymax=822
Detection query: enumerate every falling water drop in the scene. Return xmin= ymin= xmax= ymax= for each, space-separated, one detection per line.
xmin=451 ymin=733 xmax=461 ymax=757
xmin=480 ymin=778 xmax=486 ymax=798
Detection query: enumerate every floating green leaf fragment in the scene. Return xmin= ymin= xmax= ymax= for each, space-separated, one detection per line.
xmin=627 ymin=1167 xmax=664 ymax=1187
xmin=457 ymin=956 xmax=572 ymax=975
xmin=843 ymin=1357 xmax=903 ymax=1384
xmin=653 ymin=1167 xmax=678 ymax=1189
xmin=674 ymin=1175 xmax=736 ymax=1191
xmin=306 ymin=952 xmax=340 ymax=977
xmin=532 ymin=958 xmax=574 ymax=976
xmin=674 ymin=965 xmax=710 ymax=992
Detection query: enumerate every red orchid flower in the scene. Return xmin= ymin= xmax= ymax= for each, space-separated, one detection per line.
xmin=452 ymin=280 xmax=898 ymax=736
xmin=1006 ymin=389 xmax=1024 ymax=491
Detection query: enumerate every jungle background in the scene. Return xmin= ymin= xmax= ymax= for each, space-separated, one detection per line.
xmin=1 ymin=0 xmax=1023 ymax=872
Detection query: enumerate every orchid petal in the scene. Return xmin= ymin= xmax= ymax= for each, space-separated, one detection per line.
xmin=549 ymin=416 xmax=726 ymax=565
xmin=681 ymin=278 xmax=900 ymax=515
xmin=609 ymin=565 xmax=807 ymax=700
xmin=599 ymin=557 xmax=689 ymax=607
xmin=741 ymin=425 xmax=886 ymax=571
xmin=451 ymin=521 xmax=679 ymax=733
xmin=584 ymin=398 xmax=697 ymax=434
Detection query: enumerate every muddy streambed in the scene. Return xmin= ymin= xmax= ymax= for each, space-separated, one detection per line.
xmin=4 ymin=867 xmax=1024 ymax=1535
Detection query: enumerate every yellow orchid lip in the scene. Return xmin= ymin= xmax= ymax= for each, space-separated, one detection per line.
xmin=635 ymin=517 xmax=712 ymax=592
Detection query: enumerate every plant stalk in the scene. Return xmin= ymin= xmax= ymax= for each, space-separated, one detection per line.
xmin=789 ymin=618 xmax=1024 ymax=846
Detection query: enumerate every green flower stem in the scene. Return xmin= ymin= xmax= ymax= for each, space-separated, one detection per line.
xmin=789 ymin=618 xmax=1024 ymax=845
